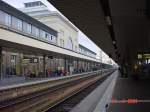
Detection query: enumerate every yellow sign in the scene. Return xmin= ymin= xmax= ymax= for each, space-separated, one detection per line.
xmin=143 ymin=54 xmax=150 ymax=59
xmin=137 ymin=53 xmax=150 ymax=59
xmin=22 ymin=59 xmax=30 ymax=64
xmin=137 ymin=54 xmax=142 ymax=59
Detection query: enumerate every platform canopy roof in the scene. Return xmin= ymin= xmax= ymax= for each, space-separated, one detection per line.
xmin=49 ymin=0 xmax=150 ymax=64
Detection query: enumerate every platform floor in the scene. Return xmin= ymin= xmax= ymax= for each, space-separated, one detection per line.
xmin=0 ymin=70 xmax=102 ymax=90
xmin=71 ymin=70 xmax=118 ymax=112
xmin=71 ymin=71 xmax=150 ymax=112
xmin=108 ymin=74 xmax=150 ymax=112
xmin=0 ymin=76 xmax=51 ymax=87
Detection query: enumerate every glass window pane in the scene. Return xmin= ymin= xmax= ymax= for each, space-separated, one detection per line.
xmin=67 ymin=37 xmax=73 ymax=50
xmin=40 ymin=29 xmax=45 ymax=39
xmin=5 ymin=13 xmax=11 ymax=26
xmin=23 ymin=21 xmax=31 ymax=34
xmin=52 ymin=36 xmax=57 ymax=44
xmin=0 ymin=10 xmax=11 ymax=26
xmin=44 ymin=32 xmax=49 ymax=41
xmin=32 ymin=25 xmax=39 ymax=37
xmin=62 ymin=40 xmax=64 ymax=47
xmin=0 ymin=10 xmax=5 ymax=24
xmin=12 ymin=16 xmax=22 ymax=30
xmin=60 ymin=38 xmax=62 ymax=46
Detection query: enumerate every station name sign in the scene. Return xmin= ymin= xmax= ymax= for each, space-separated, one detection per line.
xmin=138 ymin=53 xmax=150 ymax=59
xmin=22 ymin=57 xmax=39 ymax=64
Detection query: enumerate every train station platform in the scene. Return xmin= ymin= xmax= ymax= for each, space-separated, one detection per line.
xmin=108 ymin=74 xmax=150 ymax=112
xmin=71 ymin=71 xmax=150 ymax=112
xmin=71 ymin=70 xmax=118 ymax=112
xmin=0 ymin=69 xmax=107 ymax=91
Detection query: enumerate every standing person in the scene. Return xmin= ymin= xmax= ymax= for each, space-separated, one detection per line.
xmin=132 ymin=64 xmax=140 ymax=80
xmin=48 ymin=68 xmax=52 ymax=77
xmin=120 ymin=66 xmax=124 ymax=77
xmin=123 ymin=67 xmax=127 ymax=77
xmin=124 ymin=64 xmax=128 ymax=78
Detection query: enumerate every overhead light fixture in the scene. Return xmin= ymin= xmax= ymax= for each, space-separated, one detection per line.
xmin=112 ymin=40 xmax=116 ymax=45
xmin=106 ymin=16 xmax=112 ymax=26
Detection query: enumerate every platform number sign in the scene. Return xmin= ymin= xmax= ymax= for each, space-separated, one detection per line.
xmin=30 ymin=58 xmax=38 ymax=63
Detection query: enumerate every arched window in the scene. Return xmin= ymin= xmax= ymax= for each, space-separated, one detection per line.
xmin=67 ymin=37 xmax=73 ymax=50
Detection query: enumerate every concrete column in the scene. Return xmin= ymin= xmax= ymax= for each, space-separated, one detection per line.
xmin=43 ymin=55 xmax=46 ymax=77
xmin=77 ymin=59 xmax=79 ymax=72
xmin=84 ymin=60 xmax=86 ymax=72
xmin=0 ymin=52 xmax=1 ymax=79
xmin=64 ymin=58 xmax=67 ymax=73
xmin=19 ymin=53 xmax=23 ymax=75
xmin=85 ymin=61 xmax=88 ymax=72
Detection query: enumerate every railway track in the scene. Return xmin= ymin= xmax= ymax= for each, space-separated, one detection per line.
xmin=0 ymin=72 xmax=103 ymax=112
xmin=0 ymin=72 xmax=96 ymax=106
xmin=45 ymin=73 xmax=108 ymax=112
xmin=0 ymin=70 xmax=114 ymax=112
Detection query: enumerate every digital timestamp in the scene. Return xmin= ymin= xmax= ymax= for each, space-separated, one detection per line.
xmin=110 ymin=98 xmax=150 ymax=104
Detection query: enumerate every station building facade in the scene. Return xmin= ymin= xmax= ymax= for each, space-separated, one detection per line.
xmin=21 ymin=1 xmax=79 ymax=52
xmin=79 ymin=44 xmax=97 ymax=59
xmin=21 ymin=1 xmax=99 ymax=74
xmin=0 ymin=1 xmax=57 ymax=77
xmin=0 ymin=1 xmax=101 ymax=79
